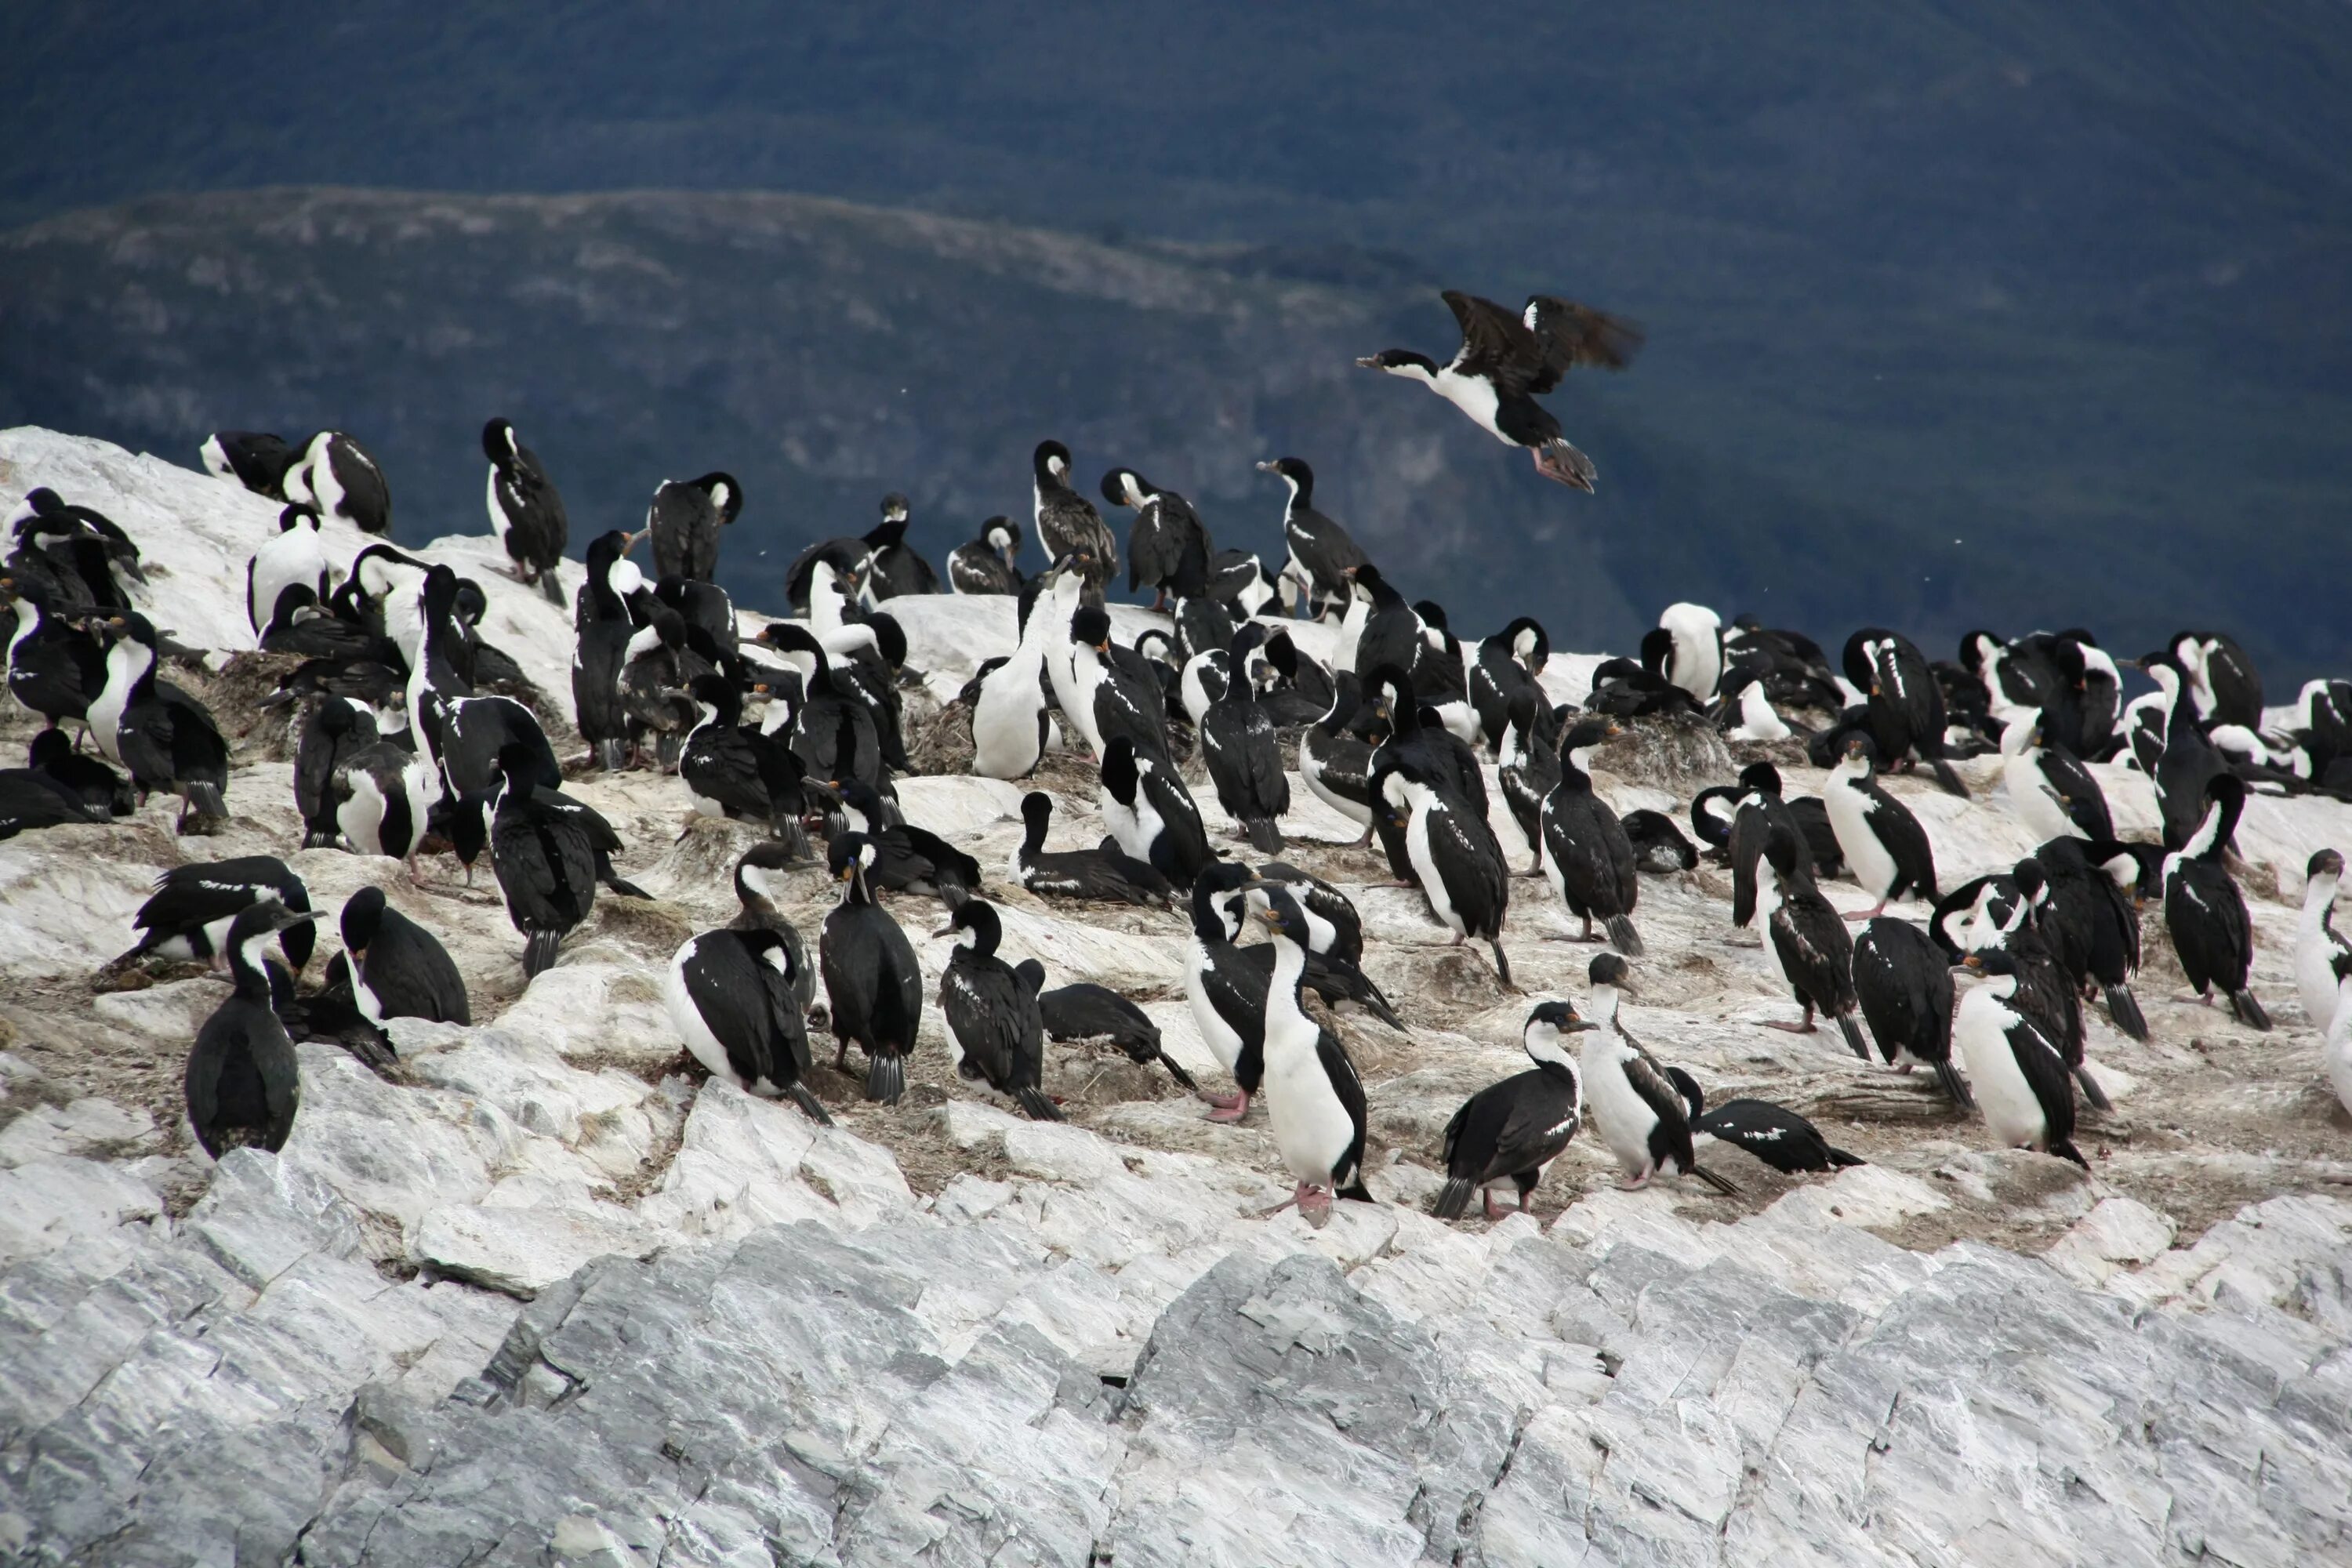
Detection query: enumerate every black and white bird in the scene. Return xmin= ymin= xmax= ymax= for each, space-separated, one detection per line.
xmin=331 ymin=731 xmax=436 ymax=874
xmin=2296 ymin=848 xmax=2350 ymax=1033
xmin=200 ymin=430 xmax=299 ymax=499
xmin=678 ymin=673 xmax=811 ymax=849
xmin=2168 ymin=630 xmax=2263 ymax=730
xmin=947 ymin=517 xmax=1023 ymax=596
xmin=1064 ymin=604 xmax=1170 ymax=764
xmin=116 ymin=856 xmax=315 ymax=971
xmin=287 ymin=695 xmax=372 ymax=848
xmin=1467 ymin=616 xmax=1551 ymax=753
xmin=1357 ymin=290 xmax=1641 ymax=489
xmin=2134 ymin=651 xmax=2235 ymax=853
xmin=967 ymin=566 xmax=1058 ymax=780
xmin=826 ymin=779 xmax=981 ymax=906
xmin=1716 ymin=662 xmax=1795 ymax=742
xmin=665 ymin=920 xmax=829 ymax=1123
xmin=281 ymin=430 xmax=390 ymax=535
xmin=2162 ymin=774 xmax=2269 ymax=1030
xmin=1432 ymin=1000 xmax=1589 ymax=1221
xmin=488 ymin=742 xmax=600 ymax=978
xmin=1032 ymin=441 xmax=1117 ymax=597
xmin=860 ymin=494 xmax=939 ymax=600
xmin=1953 ymin=952 xmax=2088 ymax=1168
xmin=258 ymin=584 xmax=388 ymax=664
xmin=1248 ymin=887 xmax=1373 ymax=1227
xmin=819 ymin=832 xmax=924 ymax=1105
xmin=339 ymin=885 xmax=470 ymax=1025
xmin=2000 ymin=713 xmax=2114 ymax=842
xmin=1538 ymin=717 xmax=1642 ymax=952
xmin=1 ymin=577 xmax=106 ymax=735
xmin=246 ymin=503 xmax=330 ymax=633
xmin=481 ymin=417 xmax=569 ymax=602
xmin=1182 ymin=862 xmax=1271 ymax=1122
xmin=186 ymin=902 xmax=321 ymax=1159
xmin=1822 ymin=734 xmax=1940 ymax=919
xmin=82 ymin=612 xmax=230 ymax=831
xmin=934 ymin=900 xmax=1061 ymax=1121
xmin=1756 ymin=825 xmax=1870 ymax=1056
xmin=1686 ymin=1087 xmax=1863 ymax=1175
xmin=1851 ymin=916 xmax=1971 ymax=1105
xmin=1492 ymin=694 xmax=1558 ymax=872
xmin=1656 ymin=603 xmax=1725 ymax=704
xmin=1099 ymin=735 xmax=1213 ymax=887
xmin=647 ymin=472 xmax=742 ymax=583
xmin=1382 ymin=757 xmax=1514 ymax=987
xmin=728 ymin=843 xmax=819 ymax=1014
xmin=2035 ymin=836 xmax=2150 ymax=1042
xmin=1255 ymin=458 xmax=1367 ymax=621
xmin=1577 ymin=954 xmax=1738 ymax=1193
xmin=1621 ymin=809 xmax=1699 ymax=874
xmin=1102 ymin=468 xmax=1210 ymax=611
xmin=1011 ymin=791 xmax=1171 ymax=906
xmin=24 ymin=728 xmax=131 ymax=819
xmin=1843 ymin=629 xmax=1967 ymax=797
xmin=1200 ymin=629 xmax=1290 ymax=855
xmin=1300 ymin=670 xmax=1378 ymax=841
xmin=1025 ymin=969 xmax=1197 ymax=1091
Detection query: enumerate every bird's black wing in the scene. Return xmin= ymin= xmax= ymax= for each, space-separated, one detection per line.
xmin=1624 ymin=1043 xmax=1697 ymax=1171
xmin=2006 ymin=1014 xmax=2078 ymax=1151
xmin=1317 ymin=1024 xmax=1370 ymax=1192
xmin=1522 ymin=296 xmax=1645 ymax=390
xmin=942 ymin=958 xmax=1025 ymax=1089
xmin=1441 ymin=290 xmax=1545 ymax=395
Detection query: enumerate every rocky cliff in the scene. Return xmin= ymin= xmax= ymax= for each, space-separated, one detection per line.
xmin=0 ymin=427 xmax=2347 ymax=1566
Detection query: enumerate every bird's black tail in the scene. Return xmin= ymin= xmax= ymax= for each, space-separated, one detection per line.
xmin=2229 ymin=988 xmax=2271 ymax=1032
xmin=523 ymin=928 xmax=564 ymax=978
xmin=339 ymin=1029 xmax=399 ymax=1076
xmin=1489 ymin=939 xmax=1514 ymax=989
xmin=1244 ymin=815 xmax=1284 ymax=855
xmin=1835 ymin=1009 xmax=1871 ymax=1062
xmin=1431 ymin=1177 xmax=1475 ymax=1221
xmin=2103 ymin=983 xmax=2150 ymax=1041
xmin=2049 ymin=1138 xmax=2091 ymax=1171
xmin=2073 ymin=1062 xmax=2114 ymax=1112
xmin=1606 ymin=914 xmax=1645 ymax=957
xmin=1357 ymin=980 xmax=1406 ymax=1033
xmin=539 ymin=572 xmax=567 ymax=608
xmin=1934 ymin=1060 xmax=1975 ymax=1110
xmin=866 ymin=1049 xmax=906 ymax=1105
xmin=770 ymin=818 xmax=814 ymax=864
xmin=1928 ymin=758 xmax=1969 ymax=798
xmin=1337 ymin=1178 xmax=1375 ymax=1203
xmin=1014 ymin=1085 xmax=1065 ymax=1122
xmin=1155 ymin=1051 xmax=1199 ymax=1091
xmin=1691 ymin=1163 xmax=1742 ymax=1196
xmin=1827 ymin=1145 xmax=1865 ymax=1167
xmin=601 ymin=866 xmax=653 ymax=899
xmin=183 ymin=781 xmax=228 ymax=818
xmin=787 ymin=1083 xmax=834 ymax=1126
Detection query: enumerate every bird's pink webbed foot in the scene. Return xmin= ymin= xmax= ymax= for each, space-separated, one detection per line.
xmin=1201 ymin=1089 xmax=1250 ymax=1123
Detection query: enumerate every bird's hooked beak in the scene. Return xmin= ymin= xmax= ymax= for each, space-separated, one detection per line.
xmin=622 ymin=529 xmax=646 ymax=554
xmin=929 ymin=923 xmax=956 ymax=940
xmin=1353 ymin=356 xmax=1381 ymax=369
xmin=1559 ymin=1017 xmax=1600 ymax=1033
xmin=1954 ymin=954 xmax=1985 ymax=975
xmin=114 ymin=557 xmax=149 ymax=586
xmin=1254 ymin=459 xmax=1279 ymax=474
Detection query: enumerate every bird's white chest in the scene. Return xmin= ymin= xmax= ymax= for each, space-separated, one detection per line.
xmin=1955 ymin=993 xmax=2046 ymax=1149
xmin=1184 ymin=943 xmax=1243 ymax=1070
xmin=485 ymin=466 xmax=512 ymax=539
xmin=2002 ymin=753 xmax=2073 ymax=840
xmin=1580 ymin=1036 xmax=1656 ymax=1174
xmin=2295 ymin=901 xmax=2345 ymax=1030
xmin=1825 ymin=777 xmax=1899 ymax=895
xmin=973 ymin=652 xmax=1047 ymax=777
xmin=1404 ymin=798 xmax=1461 ymax=933
xmin=1431 ymin=368 xmax=1508 ymax=443
xmin=88 ymin=641 xmax=145 ymax=759
xmin=1261 ymin=1005 xmax=1352 ymax=1185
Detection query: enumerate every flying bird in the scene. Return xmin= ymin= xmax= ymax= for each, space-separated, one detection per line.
xmin=1358 ymin=290 xmax=1641 ymax=490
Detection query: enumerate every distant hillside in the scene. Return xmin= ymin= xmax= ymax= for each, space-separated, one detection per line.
xmin=5 ymin=176 xmax=2350 ymax=682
